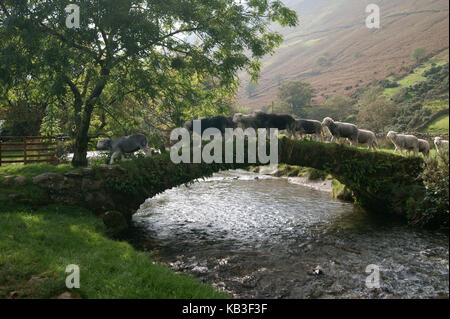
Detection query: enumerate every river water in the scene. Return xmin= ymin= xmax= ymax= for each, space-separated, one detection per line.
xmin=129 ymin=169 xmax=449 ymax=299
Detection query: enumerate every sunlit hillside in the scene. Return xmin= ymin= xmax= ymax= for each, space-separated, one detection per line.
xmin=237 ymin=0 xmax=449 ymax=108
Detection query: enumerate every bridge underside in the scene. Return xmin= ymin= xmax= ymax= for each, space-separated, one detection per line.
xmin=277 ymin=138 xmax=424 ymax=215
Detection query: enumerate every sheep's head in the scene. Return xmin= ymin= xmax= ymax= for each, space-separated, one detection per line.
xmin=232 ymin=113 xmax=244 ymax=123
xmin=386 ymin=131 xmax=397 ymax=141
xmin=434 ymin=136 xmax=441 ymax=145
xmin=183 ymin=120 xmax=193 ymax=132
xmin=322 ymin=117 xmax=334 ymax=127
xmin=96 ymin=138 xmax=112 ymax=150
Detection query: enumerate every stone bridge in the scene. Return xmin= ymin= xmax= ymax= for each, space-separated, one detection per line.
xmin=9 ymin=138 xmax=425 ymax=231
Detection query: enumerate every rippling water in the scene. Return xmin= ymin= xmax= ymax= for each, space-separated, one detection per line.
xmin=130 ymin=169 xmax=449 ymax=299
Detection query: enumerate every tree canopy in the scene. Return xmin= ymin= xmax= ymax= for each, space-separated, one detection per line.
xmin=0 ymin=0 xmax=298 ymax=166
xmin=277 ymin=80 xmax=315 ymax=117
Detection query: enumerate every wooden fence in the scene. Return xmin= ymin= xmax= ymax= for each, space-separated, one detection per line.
xmin=0 ymin=136 xmax=60 ymax=166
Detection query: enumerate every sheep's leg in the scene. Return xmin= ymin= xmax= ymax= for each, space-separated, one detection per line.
xmin=110 ymin=151 xmax=120 ymax=164
xmin=143 ymin=147 xmax=152 ymax=157
xmin=286 ymin=129 xmax=292 ymax=139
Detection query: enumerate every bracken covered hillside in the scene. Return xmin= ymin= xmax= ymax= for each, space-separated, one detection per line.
xmin=237 ymin=0 xmax=449 ymax=108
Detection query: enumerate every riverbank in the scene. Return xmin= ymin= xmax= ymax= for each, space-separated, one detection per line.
xmin=0 ymin=163 xmax=228 ymax=298
xmin=287 ymin=176 xmax=332 ymax=193
xmin=248 ymin=164 xmax=339 ymax=195
xmin=0 ymin=202 xmax=228 ymax=299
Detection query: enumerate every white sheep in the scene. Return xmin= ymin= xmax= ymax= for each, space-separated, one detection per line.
xmin=418 ymin=139 xmax=430 ymax=158
xmin=355 ymin=129 xmax=378 ymax=151
xmin=322 ymin=117 xmax=359 ymax=146
xmin=386 ymin=131 xmax=419 ymax=156
xmin=434 ymin=137 xmax=449 ymax=154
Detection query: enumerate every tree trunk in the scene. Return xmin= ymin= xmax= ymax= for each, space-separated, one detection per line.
xmin=71 ymin=68 xmax=110 ymax=167
xmin=71 ymin=107 xmax=93 ymax=167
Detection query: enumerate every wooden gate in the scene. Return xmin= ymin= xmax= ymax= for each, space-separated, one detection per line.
xmin=0 ymin=136 xmax=59 ymax=166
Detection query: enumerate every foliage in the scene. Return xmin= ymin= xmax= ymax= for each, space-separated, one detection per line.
xmin=277 ymin=80 xmax=315 ymax=117
xmin=316 ymin=55 xmax=330 ymax=67
xmin=308 ymin=168 xmax=328 ymax=181
xmin=308 ymin=95 xmax=355 ymax=122
xmin=411 ymin=47 xmax=427 ymax=64
xmin=357 ymin=95 xmax=398 ymax=133
xmin=410 ymin=150 xmax=449 ymax=229
xmin=0 ymin=100 xmax=46 ymax=136
xmin=0 ymin=0 xmax=298 ymax=166
xmin=331 ymin=179 xmax=354 ymax=202
xmin=379 ymin=79 xmax=399 ymax=89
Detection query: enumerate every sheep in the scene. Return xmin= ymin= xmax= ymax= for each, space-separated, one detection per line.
xmin=233 ymin=112 xmax=297 ymax=138
xmin=386 ymin=131 xmax=419 ymax=156
xmin=417 ymin=139 xmax=430 ymax=158
xmin=355 ymin=129 xmax=378 ymax=151
xmin=96 ymin=134 xmax=152 ymax=164
xmin=295 ymin=119 xmax=324 ymax=142
xmin=434 ymin=137 xmax=449 ymax=154
xmin=321 ymin=117 xmax=359 ymax=146
xmin=184 ymin=115 xmax=235 ymax=136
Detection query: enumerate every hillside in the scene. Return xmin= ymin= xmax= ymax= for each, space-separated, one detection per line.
xmin=237 ymin=0 xmax=449 ymax=109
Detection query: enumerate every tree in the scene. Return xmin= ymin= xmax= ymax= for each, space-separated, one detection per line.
xmin=307 ymin=95 xmax=355 ymax=122
xmin=316 ymin=56 xmax=329 ymax=67
xmin=0 ymin=0 xmax=297 ymax=166
xmin=277 ymin=81 xmax=315 ymax=117
xmin=0 ymin=101 xmax=46 ymax=136
xmin=357 ymin=96 xmax=398 ymax=133
xmin=321 ymin=95 xmax=355 ymax=121
xmin=411 ymin=47 xmax=426 ymax=64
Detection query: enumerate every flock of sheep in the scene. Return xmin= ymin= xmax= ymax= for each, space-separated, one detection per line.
xmin=184 ymin=111 xmax=449 ymax=157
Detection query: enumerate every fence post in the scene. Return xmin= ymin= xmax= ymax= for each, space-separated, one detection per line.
xmin=24 ymin=137 xmax=27 ymax=165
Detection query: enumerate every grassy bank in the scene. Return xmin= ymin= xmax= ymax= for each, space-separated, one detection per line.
xmin=0 ymin=203 xmax=227 ymax=299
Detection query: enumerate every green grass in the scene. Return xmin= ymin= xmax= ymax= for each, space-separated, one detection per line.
xmin=383 ymin=57 xmax=448 ymax=98
xmin=426 ymin=115 xmax=449 ymax=134
xmin=423 ymin=99 xmax=449 ymax=112
xmin=0 ymin=163 xmax=73 ymax=181
xmin=0 ymin=204 xmax=228 ymax=299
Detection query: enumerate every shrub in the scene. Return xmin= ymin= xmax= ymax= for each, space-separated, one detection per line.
xmin=409 ymin=150 xmax=449 ymax=229
xmin=379 ymin=79 xmax=399 ymax=89
xmin=308 ymin=168 xmax=328 ymax=181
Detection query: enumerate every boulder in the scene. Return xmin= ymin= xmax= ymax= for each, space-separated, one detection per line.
xmin=14 ymin=176 xmax=26 ymax=186
xmin=32 ymin=173 xmax=65 ymax=186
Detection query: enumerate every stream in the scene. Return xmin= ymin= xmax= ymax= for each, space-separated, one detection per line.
xmin=128 ymin=169 xmax=449 ymax=299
